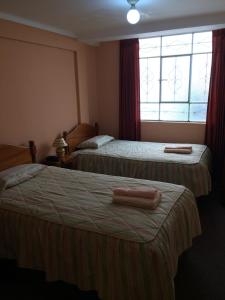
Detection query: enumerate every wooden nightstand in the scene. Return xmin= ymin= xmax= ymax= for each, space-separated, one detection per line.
xmin=44 ymin=156 xmax=61 ymax=167
xmin=44 ymin=155 xmax=72 ymax=169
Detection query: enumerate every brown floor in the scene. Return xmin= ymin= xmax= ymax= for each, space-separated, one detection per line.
xmin=175 ymin=191 xmax=225 ymax=300
xmin=0 ymin=191 xmax=225 ymax=300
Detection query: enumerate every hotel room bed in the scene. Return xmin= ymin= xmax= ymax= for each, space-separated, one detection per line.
xmin=0 ymin=144 xmax=201 ymax=300
xmin=64 ymin=124 xmax=212 ymax=197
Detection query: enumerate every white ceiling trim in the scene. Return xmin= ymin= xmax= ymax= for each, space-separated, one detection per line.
xmin=82 ymin=12 xmax=225 ymax=44
xmin=0 ymin=12 xmax=77 ymax=39
xmin=0 ymin=11 xmax=225 ymax=46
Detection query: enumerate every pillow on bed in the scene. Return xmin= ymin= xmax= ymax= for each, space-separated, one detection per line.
xmin=77 ymin=135 xmax=114 ymax=149
xmin=0 ymin=164 xmax=46 ymax=191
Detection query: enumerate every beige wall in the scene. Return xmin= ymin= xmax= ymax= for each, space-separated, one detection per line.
xmin=0 ymin=19 xmax=97 ymax=159
xmin=0 ymin=18 xmax=206 ymax=162
xmin=141 ymin=122 xmax=205 ymax=144
xmin=96 ymin=40 xmax=206 ymax=144
xmin=96 ymin=41 xmax=119 ymax=137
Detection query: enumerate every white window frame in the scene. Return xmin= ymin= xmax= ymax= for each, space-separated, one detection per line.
xmin=139 ymin=31 xmax=212 ymax=122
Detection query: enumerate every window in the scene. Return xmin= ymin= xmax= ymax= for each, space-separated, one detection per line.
xmin=139 ymin=31 xmax=212 ymax=122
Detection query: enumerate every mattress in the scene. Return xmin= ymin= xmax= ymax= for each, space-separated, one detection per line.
xmin=0 ymin=166 xmax=201 ymax=300
xmin=70 ymin=140 xmax=211 ymax=197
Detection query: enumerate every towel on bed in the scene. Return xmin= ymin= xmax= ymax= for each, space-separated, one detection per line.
xmin=112 ymin=191 xmax=161 ymax=209
xmin=113 ymin=187 xmax=158 ymax=198
xmin=164 ymin=146 xmax=192 ymax=154
xmin=112 ymin=187 xmax=161 ymax=209
xmin=165 ymin=146 xmax=192 ymax=150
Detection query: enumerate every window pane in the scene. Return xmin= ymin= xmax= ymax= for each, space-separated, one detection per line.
xmin=193 ymin=31 xmax=212 ymax=53
xmin=140 ymin=57 xmax=160 ymax=102
xmin=190 ymin=103 xmax=207 ymax=121
xmin=140 ymin=58 xmax=148 ymax=102
xmin=141 ymin=103 xmax=159 ymax=120
xmin=160 ymin=103 xmax=189 ymax=121
xmin=161 ymin=56 xmax=190 ymax=102
xmin=139 ymin=31 xmax=212 ymax=122
xmin=190 ymin=54 xmax=212 ymax=102
xmin=139 ymin=37 xmax=160 ymax=58
xmin=162 ymin=34 xmax=192 ymax=56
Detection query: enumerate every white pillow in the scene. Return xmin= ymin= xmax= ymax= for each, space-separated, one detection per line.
xmin=77 ymin=135 xmax=114 ymax=149
xmin=0 ymin=164 xmax=46 ymax=191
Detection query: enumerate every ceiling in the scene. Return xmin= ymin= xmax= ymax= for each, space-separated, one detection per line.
xmin=0 ymin=0 xmax=225 ymax=44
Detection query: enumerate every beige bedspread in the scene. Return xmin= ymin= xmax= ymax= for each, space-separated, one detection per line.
xmin=70 ymin=140 xmax=211 ymax=197
xmin=0 ymin=166 xmax=201 ymax=300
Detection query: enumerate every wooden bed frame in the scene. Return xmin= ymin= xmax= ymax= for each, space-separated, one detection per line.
xmin=0 ymin=141 xmax=36 ymax=172
xmin=63 ymin=123 xmax=98 ymax=153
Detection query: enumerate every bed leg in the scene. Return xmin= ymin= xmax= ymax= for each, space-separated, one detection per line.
xmin=29 ymin=140 xmax=37 ymax=163
xmin=94 ymin=122 xmax=99 ymax=135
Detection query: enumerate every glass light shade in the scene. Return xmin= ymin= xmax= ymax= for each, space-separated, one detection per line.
xmin=127 ymin=8 xmax=140 ymax=24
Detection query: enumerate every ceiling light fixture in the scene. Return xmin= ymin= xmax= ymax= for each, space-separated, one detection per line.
xmin=127 ymin=0 xmax=140 ymax=25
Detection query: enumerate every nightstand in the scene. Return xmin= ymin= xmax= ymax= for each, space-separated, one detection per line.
xmin=44 ymin=155 xmax=72 ymax=169
xmin=44 ymin=155 xmax=61 ymax=167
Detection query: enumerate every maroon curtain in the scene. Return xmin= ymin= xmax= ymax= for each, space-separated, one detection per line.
xmin=205 ymin=29 xmax=225 ymax=183
xmin=119 ymin=39 xmax=140 ymax=140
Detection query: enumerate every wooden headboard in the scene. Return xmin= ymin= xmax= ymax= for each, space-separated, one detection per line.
xmin=0 ymin=141 xmax=36 ymax=172
xmin=63 ymin=123 xmax=99 ymax=153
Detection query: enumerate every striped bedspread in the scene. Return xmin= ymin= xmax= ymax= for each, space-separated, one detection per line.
xmin=70 ymin=140 xmax=211 ymax=197
xmin=0 ymin=166 xmax=201 ymax=300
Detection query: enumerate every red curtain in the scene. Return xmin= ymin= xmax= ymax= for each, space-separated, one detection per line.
xmin=119 ymin=39 xmax=140 ymax=140
xmin=205 ymin=29 xmax=225 ymax=183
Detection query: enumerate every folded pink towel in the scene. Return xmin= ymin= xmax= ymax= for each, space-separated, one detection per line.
xmin=113 ymin=187 xmax=158 ymax=199
xmin=164 ymin=148 xmax=192 ymax=154
xmin=112 ymin=191 xmax=161 ymax=209
xmin=165 ymin=146 xmax=192 ymax=150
